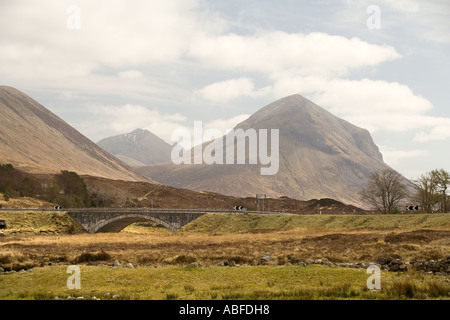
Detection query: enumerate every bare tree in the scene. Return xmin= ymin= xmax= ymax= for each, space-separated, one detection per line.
xmin=360 ymin=169 xmax=407 ymax=214
xmin=414 ymin=169 xmax=449 ymax=213
xmin=434 ymin=169 xmax=449 ymax=213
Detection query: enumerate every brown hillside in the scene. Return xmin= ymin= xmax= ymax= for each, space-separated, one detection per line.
xmin=83 ymin=176 xmax=367 ymax=215
xmin=0 ymin=86 xmax=151 ymax=182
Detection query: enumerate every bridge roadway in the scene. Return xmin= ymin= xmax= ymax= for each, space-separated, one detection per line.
xmin=0 ymin=208 xmax=291 ymax=233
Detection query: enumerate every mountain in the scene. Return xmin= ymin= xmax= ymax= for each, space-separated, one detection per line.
xmin=0 ymin=86 xmax=150 ymax=182
xmin=97 ymin=128 xmax=172 ymax=166
xmin=136 ymin=94 xmax=402 ymax=208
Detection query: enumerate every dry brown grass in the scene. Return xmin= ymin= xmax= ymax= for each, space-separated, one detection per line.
xmin=1 ymin=211 xmax=448 ymax=272
xmin=0 ymin=194 xmax=54 ymax=209
xmin=1 ymin=226 xmax=449 ymax=272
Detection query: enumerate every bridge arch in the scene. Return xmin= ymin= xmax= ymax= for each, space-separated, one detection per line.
xmin=67 ymin=209 xmax=216 ymax=233
xmin=92 ymin=214 xmax=173 ymax=233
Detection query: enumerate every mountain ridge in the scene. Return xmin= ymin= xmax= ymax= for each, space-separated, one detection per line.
xmin=0 ymin=86 xmax=151 ymax=182
xmin=97 ymin=128 xmax=172 ymax=166
xmin=136 ymin=94 xmax=404 ymax=208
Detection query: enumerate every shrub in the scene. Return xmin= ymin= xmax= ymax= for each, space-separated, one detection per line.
xmin=427 ymin=280 xmax=450 ymax=298
xmin=165 ymin=293 xmax=179 ymax=300
xmin=390 ymin=280 xmax=417 ymax=298
xmin=74 ymin=251 xmax=111 ymax=263
xmin=0 ymin=254 xmax=12 ymax=265
xmin=173 ymin=254 xmax=196 ymax=264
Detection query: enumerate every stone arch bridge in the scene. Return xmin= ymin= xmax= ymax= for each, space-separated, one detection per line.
xmin=67 ymin=208 xmax=247 ymax=233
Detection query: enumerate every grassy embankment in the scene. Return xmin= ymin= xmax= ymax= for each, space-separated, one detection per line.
xmin=182 ymin=212 xmax=450 ymax=232
xmin=1 ymin=210 xmax=449 ymax=235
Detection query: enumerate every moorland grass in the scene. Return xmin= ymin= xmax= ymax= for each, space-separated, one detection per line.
xmin=1 ymin=210 xmax=449 ymax=235
xmin=1 ymin=211 xmax=449 ymax=300
xmin=182 ymin=213 xmax=450 ymax=233
xmin=1 ymin=264 xmax=449 ymax=300
xmin=0 ymin=210 xmax=85 ymax=234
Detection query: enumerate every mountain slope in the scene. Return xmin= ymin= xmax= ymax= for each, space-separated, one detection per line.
xmin=137 ymin=94 xmax=403 ymax=207
xmin=97 ymin=128 xmax=172 ymax=166
xmin=0 ymin=86 xmax=150 ymax=182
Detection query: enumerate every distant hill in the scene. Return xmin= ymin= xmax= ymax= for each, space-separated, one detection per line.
xmin=137 ymin=94 xmax=407 ymax=208
xmin=83 ymin=175 xmax=367 ymax=214
xmin=0 ymin=86 xmax=150 ymax=182
xmin=97 ymin=128 xmax=172 ymax=166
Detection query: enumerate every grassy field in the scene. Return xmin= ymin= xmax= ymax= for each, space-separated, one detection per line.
xmin=1 ymin=264 xmax=449 ymax=300
xmin=0 ymin=211 xmax=449 ymax=300
xmin=182 ymin=212 xmax=450 ymax=232
xmin=1 ymin=210 xmax=449 ymax=234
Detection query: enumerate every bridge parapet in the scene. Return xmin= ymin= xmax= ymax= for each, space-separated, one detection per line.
xmin=67 ymin=208 xmax=226 ymax=233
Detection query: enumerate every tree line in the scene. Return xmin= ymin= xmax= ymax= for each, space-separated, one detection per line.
xmin=360 ymin=168 xmax=449 ymax=214
xmin=0 ymin=163 xmax=90 ymax=208
xmin=1 ymin=162 xmax=448 ymax=213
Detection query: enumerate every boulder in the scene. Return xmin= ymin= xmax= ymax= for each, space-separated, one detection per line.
xmin=376 ymin=257 xmax=390 ymax=265
xmin=187 ymin=262 xmax=200 ymax=268
xmin=314 ymin=259 xmax=323 ymax=265
xmin=389 ymin=264 xmax=399 ymax=271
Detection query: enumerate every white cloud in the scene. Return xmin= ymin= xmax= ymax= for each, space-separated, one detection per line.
xmin=0 ymin=0 xmax=225 ymax=88
xmin=379 ymin=0 xmax=421 ymax=13
xmin=188 ymin=31 xmax=401 ymax=79
xmin=418 ymin=2 xmax=450 ymax=44
xmin=313 ymin=78 xmax=432 ymax=115
xmin=414 ymin=124 xmax=450 ymax=142
xmin=195 ymin=78 xmax=271 ymax=103
xmin=117 ymin=70 xmax=144 ymax=80
xmin=195 ymin=78 xmax=254 ymax=103
xmin=378 ymin=0 xmax=450 ymax=44
xmin=380 ymin=148 xmax=428 ymax=166
xmin=191 ymin=32 xmax=402 ymax=105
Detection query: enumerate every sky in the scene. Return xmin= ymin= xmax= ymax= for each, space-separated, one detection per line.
xmin=0 ymin=0 xmax=449 ymax=179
